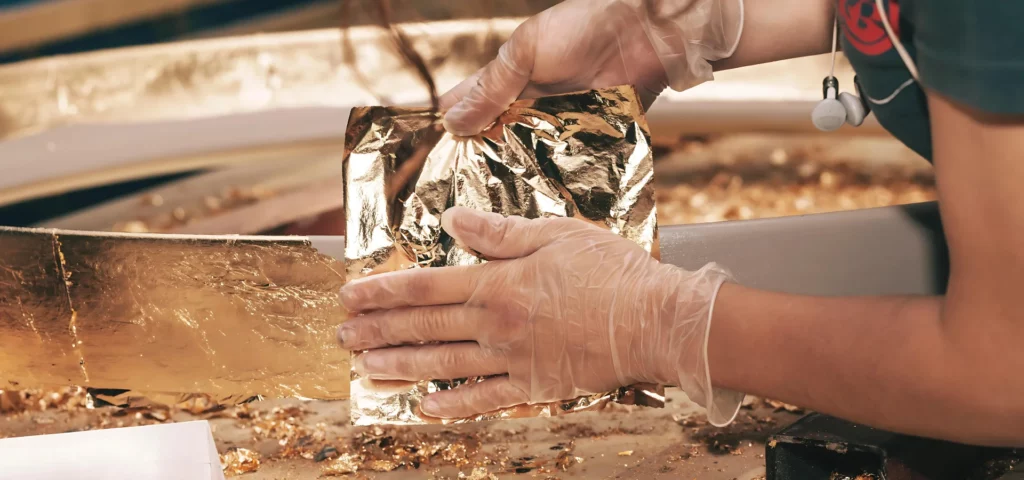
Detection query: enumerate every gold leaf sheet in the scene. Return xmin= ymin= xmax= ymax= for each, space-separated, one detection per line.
xmin=343 ymin=85 xmax=663 ymax=425
xmin=0 ymin=228 xmax=348 ymax=401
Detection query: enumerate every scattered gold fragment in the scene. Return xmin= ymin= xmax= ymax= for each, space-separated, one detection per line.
xmin=366 ymin=459 xmax=399 ymax=472
xmin=618 ymin=450 xmax=634 ymax=457
xmin=0 ymin=388 xmax=91 ymax=414
xmin=220 ymin=447 xmax=261 ymax=476
xmin=458 ymin=467 xmax=497 ymax=480
xmin=325 ymin=452 xmax=366 ymax=474
xmin=555 ymin=447 xmax=581 ymax=471
xmin=764 ymin=399 xmax=804 ymax=413
xmin=145 ymin=408 xmax=170 ymax=422
xmin=322 ymin=453 xmax=362 ymax=476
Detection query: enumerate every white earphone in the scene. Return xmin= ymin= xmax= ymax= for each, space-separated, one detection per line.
xmin=813 ymin=1 xmax=918 ymax=132
xmin=812 ymin=76 xmax=868 ymax=131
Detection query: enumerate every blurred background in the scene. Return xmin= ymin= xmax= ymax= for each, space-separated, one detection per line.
xmin=0 ymin=0 xmax=567 ymax=228
xmin=0 ymin=0 xmax=559 ymax=63
xmin=0 ymin=0 xmax=934 ymax=235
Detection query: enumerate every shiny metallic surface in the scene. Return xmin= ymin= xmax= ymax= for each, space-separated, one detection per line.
xmin=0 ymin=228 xmax=348 ymax=401
xmin=343 ymin=85 xmax=663 ymax=425
xmin=0 ymin=230 xmax=85 ymax=389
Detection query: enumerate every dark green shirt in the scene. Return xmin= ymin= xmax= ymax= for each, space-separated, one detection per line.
xmin=839 ymin=0 xmax=1024 ymax=162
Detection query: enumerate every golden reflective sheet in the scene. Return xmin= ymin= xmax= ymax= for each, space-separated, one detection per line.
xmin=0 ymin=228 xmax=348 ymax=402
xmin=344 ymin=85 xmax=663 ymax=425
xmin=0 ymin=230 xmax=85 ymax=388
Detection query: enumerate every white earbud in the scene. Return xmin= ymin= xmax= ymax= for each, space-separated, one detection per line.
xmin=813 ymin=85 xmax=847 ymax=132
xmin=839 ymin=91 xmax=867 ymax=127
xmin=816 ymin=10 xmax=895 ymax=133
xmin=813 ymin=77 xmax=868 ymax=132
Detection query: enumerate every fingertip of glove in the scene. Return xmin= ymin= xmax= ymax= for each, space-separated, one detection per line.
xmin=336 ymin=324 xmax=354 ymax=349
xmin=440 ymin=208 xmax=474 ymax=244
xmin=442 ymin=207 xmax=504 ymax=242
xmin=420 ymin=396 xmax=442 ymax=417
xmin=338 ymin=281 xmax=363 ymax=311
xmin=439 ymin=208 xmax=459 ymax=234
xmin=441 ymin=107 xmax=483 ymax=137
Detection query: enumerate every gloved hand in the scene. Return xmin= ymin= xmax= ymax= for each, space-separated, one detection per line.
xmin=337 ymin=207 xmax=745 ymax=426
xmin=440 ymin=0 xmax=744 ymax=136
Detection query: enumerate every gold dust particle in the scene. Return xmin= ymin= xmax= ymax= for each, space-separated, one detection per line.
xmin=458 ymin=467 xmax=498 ymax=480
xmin=366 ymin=459 xmax=399 ymax=472
xmin=618 ymin=450 xmax=634 ymax=457
xmin=764 ymin=399 xmax=804 ymax=413
xmin=322 ymin=453 xmax=362 ymax=476
xmin=220 ymin=447 xmax=261 ymax=476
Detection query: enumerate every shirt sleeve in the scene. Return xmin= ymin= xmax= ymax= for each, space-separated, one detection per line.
xmin=909 ymin=0 xmax=1024 ymax=115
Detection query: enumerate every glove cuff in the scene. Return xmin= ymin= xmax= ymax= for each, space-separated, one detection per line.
xmin=700 ymin=266 xmax=744 ymax=427
xmin=623 ymin=0 xmax=745 ymax=91
xmin=663 ymin=262 xmax=744 ymax=427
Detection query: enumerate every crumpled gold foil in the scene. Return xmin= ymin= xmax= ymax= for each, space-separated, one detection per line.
xmin=0 ymin=228 xmax=348 ymax=401
xmin=343 ymin=85 xmax=663 ymax=425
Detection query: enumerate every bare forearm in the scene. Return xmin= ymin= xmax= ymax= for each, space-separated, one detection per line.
xmin=713 ymin=0 xmax=835 ymax=71
xmin=708 ymin=282 xmax=1024 ymax=446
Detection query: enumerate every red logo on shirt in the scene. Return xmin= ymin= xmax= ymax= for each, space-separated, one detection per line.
xmin=840 ymin=0 xmax=901 ymax=56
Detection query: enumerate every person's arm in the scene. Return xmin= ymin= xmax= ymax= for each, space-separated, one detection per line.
xmin=339 ymin=0 xmax=1024 ymax=447
xmin=708 ymin=91 xmax=1024 ymax=447
xmin=712 ymin=0 xmax=835 ymax=72
xmin=440 ymin=0 xmax=836 ymax=136
xmin=335 ymin=90 xmax=1024 ymax=445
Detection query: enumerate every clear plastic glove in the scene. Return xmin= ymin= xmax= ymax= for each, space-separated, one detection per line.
xmin=337 ymin=207 xmax=745 ymax=426
xmin=440 ymin=0 xmax=744 ymax=136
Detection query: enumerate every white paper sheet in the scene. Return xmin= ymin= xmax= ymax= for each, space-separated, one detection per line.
xmin=0 ymin=420 xmax=224 ymax=480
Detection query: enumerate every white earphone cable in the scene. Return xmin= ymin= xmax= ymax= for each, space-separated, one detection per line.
xmin=829 ymin=15 xmax=839 ymax=79
xmin=874 ymin=0 xmax=919 ymax=81
xmin=865 ymin=77 xmax=916 ymax=105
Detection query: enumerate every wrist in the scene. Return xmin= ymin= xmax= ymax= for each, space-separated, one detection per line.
xmin=638 ymin=263 xmax=725 ymax=385
xmin=639 ymin=263 xmax=694 ymax=385
xmin=648 ymin=263 xmax=743 ymax=425
xmin=704 ymin=281 xmax=744 ymax=391
xmin=701 ymin=272 xmax=745 ymax=426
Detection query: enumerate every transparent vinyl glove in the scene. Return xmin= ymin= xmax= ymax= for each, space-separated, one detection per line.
xmin=338 ymin=208 xmax=745 ymax=426
xmin=440 ymin=0 xmax=745 ymax=136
